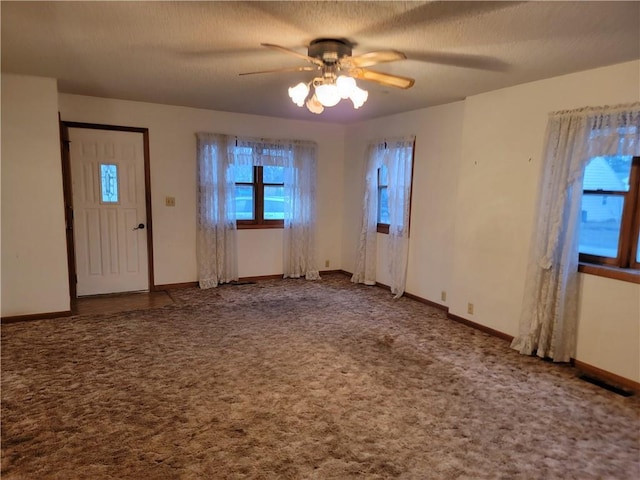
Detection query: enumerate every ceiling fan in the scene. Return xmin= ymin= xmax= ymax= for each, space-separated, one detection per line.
xmin=239 ymin=38 xmax=415 ymax=114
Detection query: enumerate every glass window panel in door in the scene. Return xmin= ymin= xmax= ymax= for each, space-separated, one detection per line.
xmin=100 ymin=164 xmax=119 ymax=203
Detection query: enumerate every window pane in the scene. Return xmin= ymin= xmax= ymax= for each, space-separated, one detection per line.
xmin=235 ymin=185 xmax=254 ymax=220
xmin=264 ymin=185 xmax=285 ymax=220
xmin=263 ymin=165 xmax=285 ymax=184
xmin=583 ymin=156 xmax=632 ymax=192
xmin=378 ymin=164 xmax=388 ymax=186
xmin=579 ymin=193 xmax=624 ymax=258
xmin=234 ymin=164 xmax=253 ymax=183
xmin=378 ymin=187 xmax=390 ymax=224
xmin=637 ymin=231 xmax=640 ymax=263
xmin=100 ymin=164 xmax=119 ymax=203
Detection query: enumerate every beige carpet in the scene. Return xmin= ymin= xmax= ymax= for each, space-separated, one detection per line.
xmin=2 ymin=274 xmax=639 ymax=479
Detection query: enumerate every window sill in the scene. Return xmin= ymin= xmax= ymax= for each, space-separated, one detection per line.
xmin=578 ymin=263 xmax=640 ymax=284
xmin=237 ymin=222 xmax=283 ymax=230
xmin=377 ymin=224 xmax=389 ymax=234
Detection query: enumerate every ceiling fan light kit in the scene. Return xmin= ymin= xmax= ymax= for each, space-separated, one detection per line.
xmin=242 ymin=38 xmax=414 ymax=115
xmin=290 ymin=73 xmax=369 ymax=114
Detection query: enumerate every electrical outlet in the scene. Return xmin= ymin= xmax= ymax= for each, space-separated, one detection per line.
xmin=467 ymin=303 xmax=474 ymax=315
xmin=441 ymin=291 xmax=447 ymax=302
xmin=165 ymin=196 xmax=176 ymax=207
xmin=324 ymin=260 xmax=330 ymax=268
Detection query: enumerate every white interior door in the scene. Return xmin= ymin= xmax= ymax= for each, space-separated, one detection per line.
xmin=70 ymin=128 xmax=149 ymax=296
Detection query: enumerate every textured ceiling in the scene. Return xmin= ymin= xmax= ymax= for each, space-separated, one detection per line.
xmin=2 ymin=1 xmax=639 ymax=124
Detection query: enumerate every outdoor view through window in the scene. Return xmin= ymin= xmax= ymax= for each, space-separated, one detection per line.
xmin=235 ymin=164 xmax=285 ymax=224
xmin=579 ymin=155 xmax=640 ymax=267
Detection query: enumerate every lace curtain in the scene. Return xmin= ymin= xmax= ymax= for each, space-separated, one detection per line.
xmin=284 ymin=142 xmax=321 ymax=280
xmin=352 ymin=136 xmax=415 ymax=298
xmin=197 ymin=134 xmax=320 ymax=288
xmin=196 ymin=133 xmax=238 ymax=288
xmin=511 ymin=103 xmax=640 ymax=362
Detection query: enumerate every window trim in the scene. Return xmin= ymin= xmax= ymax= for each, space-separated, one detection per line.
xmin=578 ymin=156 xmax=640 ymax=281
xmin=236 ymin=165 xmax=284 ymax=230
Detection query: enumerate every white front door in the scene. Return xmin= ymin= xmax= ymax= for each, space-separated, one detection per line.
xmin=70 ymin=128 xmax=149 ymax=296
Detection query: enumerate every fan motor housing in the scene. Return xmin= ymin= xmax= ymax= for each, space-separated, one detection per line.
xmin=308 ymin=38 xmax=353 ymax=63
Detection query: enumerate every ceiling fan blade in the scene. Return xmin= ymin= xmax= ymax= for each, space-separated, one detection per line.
xmin=348 ymin=50 xmax=407 ymax=68
xmin=261 ymin=43 xmax=324 ymax=66
xmin=239 ymin=66 xmax=317 ymax=76
xmin=351 ymin=69 xmax=415 ymax=89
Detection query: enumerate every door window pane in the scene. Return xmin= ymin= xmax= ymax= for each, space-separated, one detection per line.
xmin=235 ymin=185 xmax=254 ymax=220
xmin=264 ymin=185 xmax=285 ymax=219
xmin=579 ymin=193 xmax=624 ymax=258
xmin=100 ymin=164 xmax=119 ymax=203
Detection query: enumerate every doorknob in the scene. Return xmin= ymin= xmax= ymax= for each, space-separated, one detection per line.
xmin=133 ymin=223 xmax=145 ymax=230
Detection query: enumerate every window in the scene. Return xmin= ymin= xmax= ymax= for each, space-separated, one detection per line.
xmin=374 ymin=140 xmax=415 ymax=235
xmin=100 ymin=163 xmax=119 ymax=203
xmin=235 ymin=165 xmax=285 ymax=228
xmin=377 ymin=164 xmax=390 ymax=233
xmin=579 ymin=155 xmax=640 ymax=270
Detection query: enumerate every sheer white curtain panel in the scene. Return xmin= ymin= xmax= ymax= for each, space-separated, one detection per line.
xmin=284 ymin=142 xmax=320 ymax=279
xmin=386 ymin=137 xmax=415 ymax=298
xmin=511 ymin=103 xmax=640 ymax=362
xmin=351 ymin=142 xmax=380 ymax=287
xmin=196 ymin=133 xmax=238 ymax=288
xmin=352 ymin=136 xmax=415 ymax=298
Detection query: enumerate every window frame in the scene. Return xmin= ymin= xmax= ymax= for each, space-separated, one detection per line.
xmin=578 ymin=156 xmax=640 ymax=280
xmin=236 ymin=165 xmax=285 ymax=230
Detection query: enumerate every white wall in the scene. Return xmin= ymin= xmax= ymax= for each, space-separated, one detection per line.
xmin=342 ymin=60 xmax=640 ymax=383
xmin=577 ymin=275 xmax=640 ymax=382
xmin=451 ymin=60 xmax=640 ymax=335
xmin=59 ymin=95 xmax=345 ymax=285
xmin=1 ymin=74 xmax=70 ymax=316
xmin=342 ymin=102 xmax=465 ymax=307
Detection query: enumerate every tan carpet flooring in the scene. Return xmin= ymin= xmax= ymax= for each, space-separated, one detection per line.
xmin=2 ymin=274 xmax=639 ymax=479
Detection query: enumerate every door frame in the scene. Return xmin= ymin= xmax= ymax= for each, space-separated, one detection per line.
xmin=60 ymin=120 xmax=155 ymax=297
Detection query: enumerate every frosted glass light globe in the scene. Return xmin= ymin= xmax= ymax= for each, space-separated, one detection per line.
xmin=350 ymin=86 xmax=369 ymax=109
xmin=314 ymin=84 xmax=341 ymax=107
xmin=336 ymin=75 xmax=356 ymax=99
xmin=288 ymin=82 xmax=309 ymax=107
